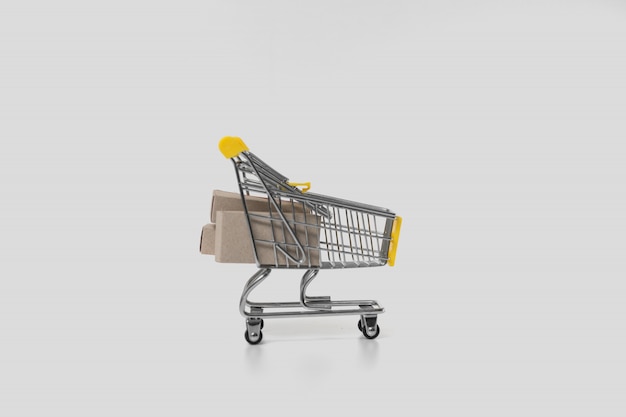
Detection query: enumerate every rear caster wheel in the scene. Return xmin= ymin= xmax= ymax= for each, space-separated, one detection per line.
xmin=358 ymin=316 xmax=379 ymax=339
xmin=244 ymin=329 xmax=263 ymax=345
xmin=362 ymin=324 xmax=380 ymax=339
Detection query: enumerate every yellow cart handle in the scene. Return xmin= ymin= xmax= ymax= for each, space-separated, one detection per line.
xmin=388 ymin=216 xmax=402 ymax=267
xmin=219 ymin=136 xmax=249 ymax=159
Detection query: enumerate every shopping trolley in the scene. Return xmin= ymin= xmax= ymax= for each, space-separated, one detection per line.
xmin=216 ymin=136 xmax=402 ymax=344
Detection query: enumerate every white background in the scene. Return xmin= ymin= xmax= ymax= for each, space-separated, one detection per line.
xmin=1 ymin=1 xmax=626 ymax=416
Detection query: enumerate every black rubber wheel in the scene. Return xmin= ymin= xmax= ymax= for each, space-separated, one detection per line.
xmin=357 ymin=320 xmax=362 ymax=332
xmin=362 ymin=324 xmax=380 ymax=340
xmin=244 ymin=329 xmax=263 ymax=345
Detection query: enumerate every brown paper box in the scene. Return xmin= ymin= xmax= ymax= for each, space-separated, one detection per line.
xmin=210 ymin=190 xmax=270 ymax=223
xmin=214 ymin=211 xmax=256 ymax=263
xmin=199 ymin=223 xmax=216 ymax=255
xmin=210 ymin=189 xmax=310 ymax=222
xmin=202 ymin=190 xmax=321 ymax=266
xmin=247 ymin=211 xmax=321 ymax=267
xmin=211 ymin=211 xmax=320 ymax=266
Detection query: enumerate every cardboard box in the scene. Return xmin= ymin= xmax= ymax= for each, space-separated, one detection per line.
xmin=210 ymin=190 xmax=270 ymax=223
xmin=210 ymin=211 xmax=321 ymax=266
xmin=213 ymin=211 xmax=256 ymax=263
xmin=200 ymin=190 xmax=321 ymax=266
xmin=247 ymin=211 xmax=320 ymax=267
xmin=210 ymin=189 xmax=309 ymax=221
xmin=199 ymin=223 xmax=216 ymax=255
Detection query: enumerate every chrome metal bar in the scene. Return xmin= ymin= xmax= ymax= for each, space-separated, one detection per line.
xmin=244 ymin=152 xmax=394 ymax=218
xmin=241 ymin=305 xmax=384 ymax=319
xmin=239 ymin=268 xmax=271 ymax=317
xmin=299 ymin=269 xmax=332 ymax=310
xmin=239 ymin=268 xmax=384 ymax=319
xmin=247 ymin=300 xmax=381 ymax=308
xmin=246 ymin=154 xmax=306 ymax=265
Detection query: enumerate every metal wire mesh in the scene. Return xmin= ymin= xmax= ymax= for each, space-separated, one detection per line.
xmin=231 ymin=152 xmax=396 ymax=269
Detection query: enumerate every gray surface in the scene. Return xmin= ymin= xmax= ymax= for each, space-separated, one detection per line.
xmin=1 ymin=1 xmax=626 ymax=416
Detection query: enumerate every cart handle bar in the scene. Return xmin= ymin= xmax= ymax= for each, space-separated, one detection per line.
xmin=220 ymin=137 xmax=312 ymax=192
xmin=219 ymin=136 xmax=249 ymax=159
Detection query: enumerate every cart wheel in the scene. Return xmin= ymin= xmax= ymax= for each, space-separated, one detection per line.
xmin=244 ymin=329 xmax=263 ymax=345
xmin=362 ymin=324 xmax=380 ymax=340
xmin=260 ymin=319 xmax=264 ymax=330
xmin=357 ymin=320 xmax=362 ymax=332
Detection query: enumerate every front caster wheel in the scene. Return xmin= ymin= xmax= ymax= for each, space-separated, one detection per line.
xmin=244 ymin=329 xmax=263 ymax=345
xmin=362 ymin=324 xmax=380 ymax=339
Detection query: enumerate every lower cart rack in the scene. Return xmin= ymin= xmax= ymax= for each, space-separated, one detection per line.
xmin=240 ymin=268 xmax=384 ymax=344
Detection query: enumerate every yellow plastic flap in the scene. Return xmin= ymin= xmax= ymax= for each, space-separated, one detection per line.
xmin=388 ymin=216 xmax=402 ymax=267
xmin=287 ymin=181 xmax=311 ymax=192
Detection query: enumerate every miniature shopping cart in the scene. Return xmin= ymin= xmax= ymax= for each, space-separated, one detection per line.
xmin=216 ymin=136 xmax=402 ymax=344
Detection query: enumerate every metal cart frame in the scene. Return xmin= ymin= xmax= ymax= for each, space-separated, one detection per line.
xmin=218 ymin=137 xmax=402 ymax=344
